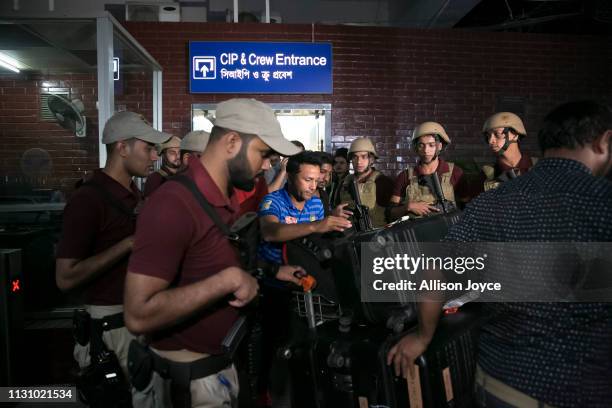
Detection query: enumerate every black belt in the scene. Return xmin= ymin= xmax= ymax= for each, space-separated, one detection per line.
xmin=92 ymin=312 xmax=125 ymax=331
xmin=151 ymin=351 xmax=231 ymax=387
xmin=150 ymin=351 xmax=232 ymax=389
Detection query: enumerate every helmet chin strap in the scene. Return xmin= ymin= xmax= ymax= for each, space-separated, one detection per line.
xmin=497 ymin=130 xmax=518 ymax=156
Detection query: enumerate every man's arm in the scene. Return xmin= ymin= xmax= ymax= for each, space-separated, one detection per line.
xmin=386 ymin=299 xmax=443 ymax=378
xmin=55 ymin=236 xmax=133 ymax=291
xmin=388 ymin=194 xmax=408 ymax=221
xmin=124 ymin=266 xmax=258 ymax=335
xmin=267 ymin=158 xmax=288 ymax=192
xmin=259 ymin=214 xmax=351 ymax=243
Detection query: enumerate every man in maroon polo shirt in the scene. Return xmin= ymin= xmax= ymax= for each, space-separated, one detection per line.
xmin=124 ymin=98 xmax=302 ymax=407
xmin=55 ymin=111 xmax=170 ymax=379
xmin=388 ymin=121 xmax=467 ymax=219
xmin=143 ymin=135 xmax=181 ymax=197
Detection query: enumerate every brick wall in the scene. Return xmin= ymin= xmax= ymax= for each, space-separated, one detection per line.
xmin=125 ymin=22 xmax=612 ymax=175
xmin=0 ymin=73 xmax=100 ymax=192
xmin=1 ymin=23 xmax=610 ymax=194
xmin=0 ymin=70 xmax=154 ymax=192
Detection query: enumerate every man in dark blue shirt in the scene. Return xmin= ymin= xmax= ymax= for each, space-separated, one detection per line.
xmin=387 ymin=100 xmax=612 ymax=407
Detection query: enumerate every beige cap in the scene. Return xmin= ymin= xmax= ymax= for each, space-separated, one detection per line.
xmin=413 ymin=121 xmax=451 ymax=144
xmin=214 ymin=98 xmax=301 ymax=157
xmin=180 ymin=130 xmax=210 ymax=153
xmin=156 ymin=135 xmax=181 ymax=154
xmin=102 ymin=111 xmax=171 ymax=145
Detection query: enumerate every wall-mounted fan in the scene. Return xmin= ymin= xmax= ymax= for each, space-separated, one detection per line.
xmin=47 ymin=94 xmax=87 ymax=137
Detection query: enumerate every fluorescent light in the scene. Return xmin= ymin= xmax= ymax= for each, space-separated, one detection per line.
xmin=0 ymin=52 xmax=21 ymax=73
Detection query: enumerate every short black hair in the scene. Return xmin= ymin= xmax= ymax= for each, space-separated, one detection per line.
xmin=538 ymin=100 xmax=612 ymax=152
xmin=291 ymin=140 xmax=305 ymax=150
xmin=334 ymin=147 xmax=348 ymax=161
xmin=317 ymin=151 xmax=333 ymax=166
xmin=286 ymin=151 xmax=322 ymax=176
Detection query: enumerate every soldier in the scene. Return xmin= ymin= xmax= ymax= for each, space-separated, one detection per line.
xmin=387 ymin=100 xmax=612 ymax=407
xmin=143 ymin=135 xmax=181 ymax=197
xmin=388 ymin=122 xmax=466 ymax=219
xmin=481 ymin=112 xmax=536 ymax=191
xmin=55 ymin=111 xmax=169 ymax=403
xmin=125 ymin=99 xmax=303 ymax=407
xmin=338 ymin=138 xmax=393 ymax=228
xmin=179 ymin=130 xmax=209 ymax=169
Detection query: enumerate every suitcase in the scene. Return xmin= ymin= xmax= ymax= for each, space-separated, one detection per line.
xmin=286 ymin=303 xmax=486 ymax=408
xmin=284 ymin=212 xmax=462 ymax=327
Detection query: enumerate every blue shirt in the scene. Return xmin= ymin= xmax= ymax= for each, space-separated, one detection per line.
xmin=445 ymin=158 xmax=612 ymax=408
xmin=258 ymin=187 xmax=325 ymax=264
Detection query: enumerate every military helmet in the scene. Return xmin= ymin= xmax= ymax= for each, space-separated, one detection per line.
xmin=413 ymin=121 xmax=451 ymax=145
xmin=156 ymin=135 xmax=181 ymax=155
xmin=349 ymin=137 xmax=377 ymax=158
xmin=482 ymin=112 xmax=527 ymax=137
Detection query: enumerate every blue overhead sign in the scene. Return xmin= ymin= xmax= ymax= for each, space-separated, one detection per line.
xmin=189 ymin=41 xmax=332 ymax=94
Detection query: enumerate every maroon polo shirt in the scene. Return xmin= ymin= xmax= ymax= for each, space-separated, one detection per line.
xmin=128 ymin=158 xmax=241 ymax=355
xmin=56 ymin=170 xmax=140 ymax=305
xmin=392 ymin=158 xmax=466 ymax=201
xmin=143 ymin=171 xmax=167 ymax=198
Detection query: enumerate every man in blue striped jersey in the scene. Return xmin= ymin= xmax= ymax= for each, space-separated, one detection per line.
xmin=258 ymin=150 xmax=352 ymax=264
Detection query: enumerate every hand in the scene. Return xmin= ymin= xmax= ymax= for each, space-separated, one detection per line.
xmin=223 ymin=267 xmax=259 ymax=308
xmin=407 ymin=201 xmax=440 ymax=216
xmin=279 ymin=157 xmax=289 ymax=173
xmin=123 ymin=235 xmax=135 ymax=251
xmin=331 ymin=203 xmax=353 ymax=219
xmin=275 ymin=265 xmax=306 ymax=285
xmin=386 ymin=332 xmax=430 ymax=379
xmin=315 ymin=216 xmax=352 ymax=233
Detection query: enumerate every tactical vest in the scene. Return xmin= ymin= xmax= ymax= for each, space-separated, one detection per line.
xmin=405 ymin=163 xmax=456 ymax=205
xmin=339 ymin=170 xmax=387 ymax=228
xmin=482 ymin=157 xmax=538 ymax=191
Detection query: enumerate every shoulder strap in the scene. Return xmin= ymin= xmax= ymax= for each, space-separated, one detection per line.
xmin=170 ymin=174 xmax=232 ymax=237
xmin=80 ymin=180 xmax=134 ymax=219
xmin=447 ymin=162 xmax=454 ymax=175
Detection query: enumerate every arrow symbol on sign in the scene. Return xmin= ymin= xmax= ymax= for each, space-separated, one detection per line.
xmin=200 ymin=64 xmax=209 ymax=75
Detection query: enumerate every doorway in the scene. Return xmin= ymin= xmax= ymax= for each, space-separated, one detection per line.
xmin=192 ymin=103 xmax=332 ymax=152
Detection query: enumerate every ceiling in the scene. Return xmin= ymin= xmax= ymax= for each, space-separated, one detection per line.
xmin=0 ymin=0 xmax=609 ymax=75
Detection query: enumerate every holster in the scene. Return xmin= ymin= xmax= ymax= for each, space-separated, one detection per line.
xmin=128 ymin=340 xmax=154 ymax=392
xmin=72 ymin=309 xmax=90 ymax=346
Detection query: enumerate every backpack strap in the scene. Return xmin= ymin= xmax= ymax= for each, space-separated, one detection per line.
xmin=170 ymin=174 xmax=236 ymax=240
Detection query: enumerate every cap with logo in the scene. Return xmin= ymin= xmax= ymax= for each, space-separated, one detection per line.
xmin=102 ymin=111 xmax=171 ymax=145
xmin=180 ymin=130 xmax=210 ymax=153
xmin=214 ymin=98 xmax=301 ymax=157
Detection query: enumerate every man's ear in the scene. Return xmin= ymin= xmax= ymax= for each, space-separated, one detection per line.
xmin=592 ymin=130 xmax=612 ymax=154
xmin=117 ymin=140 xmax=130 ymax=158
xmin=225 ymin=131 xmax=243 ymax=156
